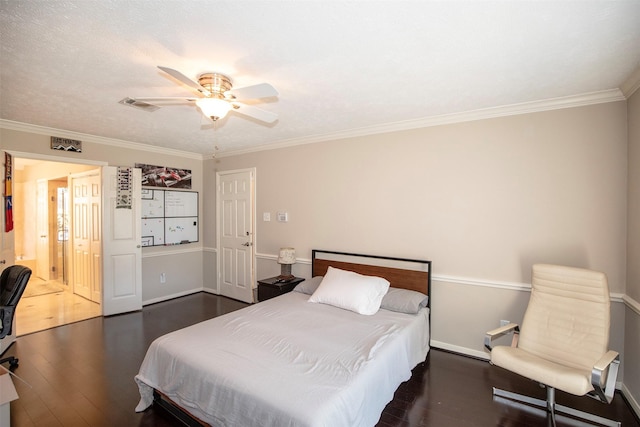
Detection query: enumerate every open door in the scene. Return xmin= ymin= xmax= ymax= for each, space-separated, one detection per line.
xmin=70 ymin=170 xmax=101 ymax=302
xmin=101 ymin=166 xmax=142 ymax=316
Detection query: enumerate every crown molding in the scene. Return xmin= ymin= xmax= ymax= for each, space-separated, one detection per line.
xmin=216 ymin=89 xmax=626 ymax=158
xmin=2 ymin=88 xmax=627 ymax=161
xmin=0 ymin=119 xmax=204 ymax=161
xmin=621 ymin=67 xmax=640 ymax=98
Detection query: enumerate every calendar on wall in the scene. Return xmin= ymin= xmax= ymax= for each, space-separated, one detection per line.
xmin=141 ymin=189 xmax=198 ymax=246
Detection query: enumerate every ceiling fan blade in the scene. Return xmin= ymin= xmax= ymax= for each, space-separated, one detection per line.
xmin=157 ymin=66 xmax=211 ymax=96
xmin=225 ymin=83 xmax=278 ymax=101
xmin=231 ymin=103 xmax=278 ymax=124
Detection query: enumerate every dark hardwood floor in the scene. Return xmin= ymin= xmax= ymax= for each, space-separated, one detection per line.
xmin=4 ymin=292 xmax=639 ymax=427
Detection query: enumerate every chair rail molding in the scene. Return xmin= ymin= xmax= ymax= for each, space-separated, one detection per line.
xmin=623 ymin=294 xmax=640 ymax=316
xmin=142 ymin=246 xmax=203 ymax=258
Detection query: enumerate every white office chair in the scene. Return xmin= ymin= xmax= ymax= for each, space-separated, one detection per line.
xmin=485 ymin=264 xmax=620 ymax=427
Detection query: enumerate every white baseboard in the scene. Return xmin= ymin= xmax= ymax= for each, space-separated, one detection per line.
xmin=430 ymin=340 xmax=489 ymax=360
xmin=142 ymin=287 xmax=203 ymax=306
xmin=622 ymin=383 xmax=640 ymax=420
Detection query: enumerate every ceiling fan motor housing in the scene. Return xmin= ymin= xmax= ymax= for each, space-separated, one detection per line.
xmin=198 ymin=73 xmax=233 ymax=97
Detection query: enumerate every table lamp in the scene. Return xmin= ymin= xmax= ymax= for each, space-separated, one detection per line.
xmin=277 ymin=247 xmax=296 ymax=281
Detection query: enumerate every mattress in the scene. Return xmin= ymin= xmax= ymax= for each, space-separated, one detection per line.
xmin=135 ymin=290 xmax=430 ymax=427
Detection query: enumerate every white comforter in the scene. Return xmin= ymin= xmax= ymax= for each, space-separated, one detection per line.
xmin=135 ymin=291 xmax=430 ymax=427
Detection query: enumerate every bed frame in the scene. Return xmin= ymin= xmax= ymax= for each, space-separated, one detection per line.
xmin=151 ymin=249 xmax=432 ymax=426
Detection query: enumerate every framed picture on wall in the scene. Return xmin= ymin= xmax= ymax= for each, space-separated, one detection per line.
xmin=51 ymin=137 xmax=82 ymax=153
xmin=136 ymin=163 xmax=192 ymax=189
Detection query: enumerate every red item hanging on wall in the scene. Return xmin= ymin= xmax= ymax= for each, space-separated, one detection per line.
xmin=5 ymin=152 xmax=13 ymax=232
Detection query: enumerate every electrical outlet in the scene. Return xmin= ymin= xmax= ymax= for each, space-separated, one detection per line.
xmin=160 ymin=273 xmax=166 ymax=284
xmin=500 ymin=319 xmax=510 ymax=327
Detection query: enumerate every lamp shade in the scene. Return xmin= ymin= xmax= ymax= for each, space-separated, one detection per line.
xmin=277 ymin=248 xmax=296 ymax=264
xmin=196 ymin=97 xmax=232 ymax=121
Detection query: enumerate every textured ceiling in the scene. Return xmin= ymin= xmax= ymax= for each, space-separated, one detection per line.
xmin=1 ymin=1 xmax=640 ymax=156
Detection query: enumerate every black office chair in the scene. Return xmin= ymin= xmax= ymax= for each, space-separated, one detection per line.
xmin=0 ymin=265 xmax=32 ymax=370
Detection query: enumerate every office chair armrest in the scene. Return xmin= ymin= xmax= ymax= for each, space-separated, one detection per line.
xmin=484 ymin=323 xmax=519 ymax=351
xmin=0 ymin=306 xmax=14 ymax=337
xmin=590 ymin=350 xmax=619 ymax=404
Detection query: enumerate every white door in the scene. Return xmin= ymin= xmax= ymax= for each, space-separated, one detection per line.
xmin=0 ymin=152 xmax=16 ymax=354
xmin=218 ymin=169 xmax=255 ymax=303
xmin=35 ymin=179 xmax=50 ymax=280
xmin=70 ymin=171 xmax=101 ymax=301
xmin=102 ymin=166 xmax=142 ymax=315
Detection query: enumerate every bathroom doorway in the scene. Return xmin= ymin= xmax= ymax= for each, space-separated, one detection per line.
xmin=14 ymin=158 xmax=102 ymax=335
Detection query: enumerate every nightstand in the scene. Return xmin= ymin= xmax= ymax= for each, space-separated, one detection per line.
xmin=257 ymin=276 xmax=305 ymax=302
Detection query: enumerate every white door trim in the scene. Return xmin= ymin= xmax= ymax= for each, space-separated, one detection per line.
xmin=5 ymin=150 xmax=107 ymax=167
xmin=216 ymin=168 xmax=256 ymax=299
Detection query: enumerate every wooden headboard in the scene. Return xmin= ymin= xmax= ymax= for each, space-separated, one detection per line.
xmin=311 ymin=250 xmax=431 ymax=302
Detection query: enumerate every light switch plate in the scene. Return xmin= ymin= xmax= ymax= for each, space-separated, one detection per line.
xmin=263 ymin=212 xmax=271 ymax=221
xmin=277 ymin=212 xmax=288 ymax=222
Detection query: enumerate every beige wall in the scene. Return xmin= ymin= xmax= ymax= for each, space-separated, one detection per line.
xmin=1 ymin=128 xmax=205 ymax=302
xmin=625 ymin=88 xmax=640 ymax=412
xmin=207 ymin=100 xmax=631 ymax=382
xmin=210 ymin=102 xmax=627 ymax=287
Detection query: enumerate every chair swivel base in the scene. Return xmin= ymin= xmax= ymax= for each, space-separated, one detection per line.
xmin=493 ymin=387 xmax=620 ymax=427
xmin=0 ymin=356 xmax=19 ymax=371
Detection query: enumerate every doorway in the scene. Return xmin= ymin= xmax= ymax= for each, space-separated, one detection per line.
xmin=14 ymin=158 xmax=102 ymax=335
xmin=33 ymin=178 xmax=69 ymax=286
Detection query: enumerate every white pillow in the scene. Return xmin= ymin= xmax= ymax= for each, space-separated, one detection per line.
xmin=308 ymin=266 xmax=390 ymax=315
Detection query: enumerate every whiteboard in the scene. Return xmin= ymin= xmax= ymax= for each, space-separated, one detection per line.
xmin=165 ymin=217 xmax=198 ymax=245
xmin=141 ymin=189 xmax=165 ymax=218
xmin=165 ymin=191 xmax=198 ymax=217
xmin=141 ymin=189 xmax=199 ymax=246
xmin=142 ymin=218 xmax=165 ymax=246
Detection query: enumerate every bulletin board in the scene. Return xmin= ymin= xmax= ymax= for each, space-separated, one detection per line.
xmin=141 ymin=189 xmax=198 ymax=246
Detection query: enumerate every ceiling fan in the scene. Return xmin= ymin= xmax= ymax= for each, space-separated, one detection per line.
xmin=120 ymin=66 xmax=279 ymax=123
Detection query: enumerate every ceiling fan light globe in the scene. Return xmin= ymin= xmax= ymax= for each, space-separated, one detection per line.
xmin=196 ymin=98 xmax=231 ymax=121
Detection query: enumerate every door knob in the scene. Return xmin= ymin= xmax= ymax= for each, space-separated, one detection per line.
xmin=242 ymin=242 xmax=252 ymax=246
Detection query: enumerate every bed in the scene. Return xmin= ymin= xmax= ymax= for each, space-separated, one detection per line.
xmin=135 ymin=250 xmax=432 ymax=427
